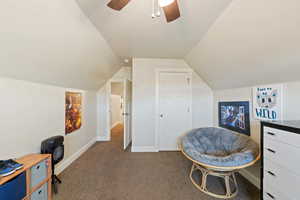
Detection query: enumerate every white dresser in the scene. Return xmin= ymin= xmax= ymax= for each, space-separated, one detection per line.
xmin=261 ymin=121 xmax=300 ymax=200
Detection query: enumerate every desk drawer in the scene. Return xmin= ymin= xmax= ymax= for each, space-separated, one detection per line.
xmin=31 ymin=160 xmax=47 ymax=189
xmin=30 ymin=183 xmax=48 ymax=200
xmin=264 ymin=127 xmax=300 ymax=148
xmin=264 ymin=138 xmax=300 ymax=175
xmin=264 ymin=159 xmax=300 ymax=198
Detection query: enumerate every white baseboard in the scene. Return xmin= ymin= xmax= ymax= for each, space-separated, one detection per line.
xmin=239 ymin=169 xmax=260 ymax=189
xmin=131 ymin=146 xmax=158 ymax=152
xmin=97 ymin=135 xmax=110 ymax=141
xmin=55 ymin=137 xmax=97 ymax=175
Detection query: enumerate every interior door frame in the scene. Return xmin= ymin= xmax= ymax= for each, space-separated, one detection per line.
xmin=155 ymin=68 xmax=193 ymax=151
xmin=107 ymin=79 xmax=124 ymax=141
xmin=123 ymin=79 xmax=132 ymax=150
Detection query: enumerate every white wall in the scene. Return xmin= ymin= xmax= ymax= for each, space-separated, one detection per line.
xmin=132 ymin=58 xmax=213 ymax=151
xmin=214 ymin=81 xmax=300 ymax=145
xmin=110 ymin=95 xmax=122 ymax=127
xmin=0 ymin=77 xmax=97 ymax=174
xmin=110 ymin=67 xmax=132 ymax=81
xmin=97 ymin=67 xmax=132 ymax=141
xmin=0 ymin=0 xmax=119 ymax=90
xmin=214 ymin=87 xmax=260 ymax=144
xmin=213 ymin=80 xmax=300 ymax=187
xmin=111 ymin=82 xmax=123 ymax=96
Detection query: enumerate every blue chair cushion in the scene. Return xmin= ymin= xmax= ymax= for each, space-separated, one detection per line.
xmin=181 ymin=127 xmax=259 ymax=168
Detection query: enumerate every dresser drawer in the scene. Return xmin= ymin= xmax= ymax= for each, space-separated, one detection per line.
xmin=263 ymin=184 xmax=290 ymax=200
xmin=264 ymin=127 xmax=300 ymax=148
xmin=264 ymin=159 xmax=300 ymax=198
xmin=30 ymin=160 xmax=47 ymax=189
xmin=30 ymin=183 xmax=48 ymax=200
xmin=264 ymin=138 xmax=300 ymax=175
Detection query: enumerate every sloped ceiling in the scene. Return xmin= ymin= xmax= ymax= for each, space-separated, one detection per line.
xmin=0 ymin=0 xmax=119 ymax=90
xmin=2 ymin=0 xmax=299 ymax=91
xmin=76 ymin=0 xmax=232 ymax=59
xmin=186 ymin=0 xmax=300 ymax=90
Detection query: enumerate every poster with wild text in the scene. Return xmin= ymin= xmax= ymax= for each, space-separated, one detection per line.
xmin=253 ymin=84 xmax=283 ymax=121
xmin=65 ymin=92 xmax=82 ymax=134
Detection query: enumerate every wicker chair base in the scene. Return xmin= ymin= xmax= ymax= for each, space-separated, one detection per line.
xmin=190 ymin=163 xmax=238 ymax=199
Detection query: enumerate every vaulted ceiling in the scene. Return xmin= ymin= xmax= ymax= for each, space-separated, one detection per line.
xmin=76 ymin=0 xmax=232 ymax=59
xmin=76 ymin=0 xmax=300 ymax=90
xmin=1 ymin=0 xmax=300 ymax=91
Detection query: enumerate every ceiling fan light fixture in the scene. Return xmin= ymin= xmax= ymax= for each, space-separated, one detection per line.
xmin=159 ymin=0 xmax=175 ymax=7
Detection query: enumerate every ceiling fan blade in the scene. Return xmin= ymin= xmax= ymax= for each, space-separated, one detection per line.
xmin=162 ymin=0 xmax=180 ymax=23
xmin=107 ymin=0 xmax=131 ymax=11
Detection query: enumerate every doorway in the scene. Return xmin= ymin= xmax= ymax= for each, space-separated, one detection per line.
xmin=109 ymin=80 xmax=132 ymax=150
xmin=156 ymin=70 xmax=192 ymax=151
xmin=110 ymin=82 xmax=123 ymax=129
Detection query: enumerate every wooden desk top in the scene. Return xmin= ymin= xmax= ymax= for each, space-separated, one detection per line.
xmin=0 ymin=154 xmax=51 ymax=185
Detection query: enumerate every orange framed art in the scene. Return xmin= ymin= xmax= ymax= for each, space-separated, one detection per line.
xmin=65 ymin=92 xmax=82 ymax=134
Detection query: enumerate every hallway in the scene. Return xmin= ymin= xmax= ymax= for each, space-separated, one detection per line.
xmin=111 ymin=123 xmax=125 ymax=151
xmin=54 ymin=127 xmax=259 ymax=200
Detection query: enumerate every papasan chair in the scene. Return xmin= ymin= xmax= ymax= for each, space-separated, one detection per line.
xmin=180 ymin=127 xmax=260 ymax=199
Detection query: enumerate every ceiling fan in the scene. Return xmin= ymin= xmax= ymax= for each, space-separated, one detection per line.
xmin=107 ymin=0 xmax=181 ymax=23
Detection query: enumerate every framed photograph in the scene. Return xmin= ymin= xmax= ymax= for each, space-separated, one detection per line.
xmin=65 ymin=92 xmax=82 ymax=134
xmin=218 ymin=101 xmax=250 ymax=135
xmin=253 ymin=84 xmax=283 ymax=121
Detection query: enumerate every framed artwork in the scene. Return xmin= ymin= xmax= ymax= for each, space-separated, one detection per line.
xmin=65 ymin=92 xmax=82 ymax=134
xmin=218 ymin=101 xmax=250 ymax=135
xmin=252 ymin=84 xmax=283 ymax=121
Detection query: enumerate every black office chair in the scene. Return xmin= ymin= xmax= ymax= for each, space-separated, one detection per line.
xmin=41 ymin=136 xmax=64 ymax=194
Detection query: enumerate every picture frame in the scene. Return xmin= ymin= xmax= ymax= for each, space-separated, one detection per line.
xmin=252 ymin=84 xmax=283 ymax=121
xmin=65 ymin=91 xmax=82 ymax=134
xmin=218 ymin=101 xmax=251 ymax=136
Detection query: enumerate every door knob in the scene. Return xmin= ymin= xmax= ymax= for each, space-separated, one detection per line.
xmin=160 ymin=114 xmax=164 ymax=118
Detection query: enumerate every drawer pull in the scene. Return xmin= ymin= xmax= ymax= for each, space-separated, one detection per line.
xmin=266 ymin=192 xmax=275 ymax=199
xmin=38 ymin=190 xmax=42 ymax=194
xmin=267 ymin=132 xmax=276 ymax=136
xmin=37 ymin=165 xmax=40 ymax=170
xmin=267 ymin=148 xmax=276 ymax=153
xmin=267 ymin=171 xmax=276 ymax=177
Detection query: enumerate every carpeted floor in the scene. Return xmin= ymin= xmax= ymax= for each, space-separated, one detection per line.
xmin=54 ymin=124 xmax=260 ymax=200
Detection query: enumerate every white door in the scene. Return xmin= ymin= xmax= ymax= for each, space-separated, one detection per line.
xmin=158 ymin=72 xmax=192 ymax=151
xmin=123 ymin=80 xmax=132 ymax=150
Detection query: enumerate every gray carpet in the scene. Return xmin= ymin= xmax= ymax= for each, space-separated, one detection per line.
xmin=54 ymin=124 xmax=260 ymax=200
